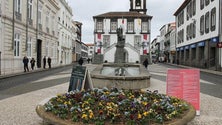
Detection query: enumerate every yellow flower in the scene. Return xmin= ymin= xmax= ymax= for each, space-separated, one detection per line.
xmin=138 ymin=113 xmax=142 ymax=119
xmin=81 ymin=114 xmax=88 ymax=119
xmin=89 ymin=112 xmax=94 ymax=119
xmin=143 ymin=111 xmax=149 ymax=116
xmin=142 ymin=101 xmax=148 ymax=106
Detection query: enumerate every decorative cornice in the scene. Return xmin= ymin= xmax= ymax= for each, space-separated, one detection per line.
xmin=49 ymin=0 xmax=60 ymax=10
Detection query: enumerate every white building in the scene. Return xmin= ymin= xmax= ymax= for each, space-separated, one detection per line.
xmin=93 ymin=0 xmax=152 ymax=63
xmin=0 ymin=0 xmax=2 ymax=74
xmin=0 ymin=0 xmax=60 ymax=75
xmin=169 ymin=29 xmax=176 ymax=63
xmin=86 ymin=43 xmax=95 ymax=59
xmin=72 ymin=21 xmax=82 ymax=62
xmin=57 ymin=0 xmax=73 ymax=65
xmin=158 ymin=23 xmax=176 ymax=62
xmin=174 ymin=0 xmax=221 ymax=70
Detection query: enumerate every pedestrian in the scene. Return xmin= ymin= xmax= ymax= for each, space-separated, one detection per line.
xmin=43 ymin=56 xmax=46 ymax=69
xmin=23 ymin=56 xmax=29 ymax=72
xmin=87 ymin=58 xmax=90 ymax=63
xmin=78 ymin=57 xmax=84 ymax=66
xmin=48 ymin=57 xmax=51 ymax=68
xmin=30 ymin=58 xmax=35 ymax=70
xmin=143 ymin=58 xmax=149 ymax=69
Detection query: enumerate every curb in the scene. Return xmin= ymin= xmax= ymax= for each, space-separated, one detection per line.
xmin=165 ymin=63 xmax=222 ymax=76
xmin=0 ymin=63 xmax=76 ymax=80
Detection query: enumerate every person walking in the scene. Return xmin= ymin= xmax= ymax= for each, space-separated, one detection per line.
xmin=78 ymin=57 xmax=84 ymax=66
xmin=23 ymin=56 xmax=29 ymax=72
xmin=87 ymin=58 xmax=90 ymax=63
xmin=30 ymin=58 xmax=35 ymax=70
xmin=48 ymin=57 xmax=52 ymax=68
xmin=143 ymin=58 xmax=149 ymax=69
xmin=43 ymin=56 xmax=46 ymax=69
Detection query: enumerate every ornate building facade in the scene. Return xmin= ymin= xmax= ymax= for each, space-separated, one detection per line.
xmin=93 ymin=0 xmax=152 ymax=63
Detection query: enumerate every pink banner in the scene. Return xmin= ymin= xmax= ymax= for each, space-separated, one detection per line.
xmin=167 ymin=69 xmax=200 ymax=115
xmin=143 ymin=49 xmax=147 ymax=54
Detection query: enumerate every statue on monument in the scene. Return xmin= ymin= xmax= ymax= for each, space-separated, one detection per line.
xmin=115 ymin=27 xmax=126 ymax=63
xmin=116 ymin=27 xmax=125 ymax=47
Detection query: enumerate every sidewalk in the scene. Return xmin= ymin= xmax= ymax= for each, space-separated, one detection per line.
xmin=166 ymin=63 xmax=222 ymax=76
xmin=0 ymin=64 xmax=222 ymax=125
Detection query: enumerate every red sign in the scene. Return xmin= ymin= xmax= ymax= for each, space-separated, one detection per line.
xmin=143 ymin=34 xmax=147 ymax=40
xmin=97 ymin=48 xmax=101 ymax=53
xmin=167 ymin=69 xmax=200 ymax=115
xmin=143 ymin=49 xmax=147 ymax=54
xmin=97 ymin=33 xmax=101 ymax=40
xmin=217 ymin=42 xmax=222 ymax=48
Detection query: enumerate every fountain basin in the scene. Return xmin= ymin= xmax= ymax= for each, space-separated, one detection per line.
xmin=90 ymin=63 xmax=151 ymax=89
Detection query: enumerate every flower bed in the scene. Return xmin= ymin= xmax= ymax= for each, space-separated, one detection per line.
xmin=36 ymin=88 xmax=195 ymax=125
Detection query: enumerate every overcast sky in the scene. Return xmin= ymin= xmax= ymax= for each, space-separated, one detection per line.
xmin=68 ymin=0 xmax=184 ymax=43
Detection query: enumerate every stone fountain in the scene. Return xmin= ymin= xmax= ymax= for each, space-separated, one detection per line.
xmin=90 ymin=27 xmax=151 ymax=89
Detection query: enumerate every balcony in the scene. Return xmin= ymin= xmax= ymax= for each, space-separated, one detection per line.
xmin=38 ymin=24 xmax=42 ymax=31
xmin=15 ymin=11 xmax=22 ymax=21
xmin=28 ymin=18 xmax=33 ymax=26
xmin=46 ymin=27 xmax=49 ymax=34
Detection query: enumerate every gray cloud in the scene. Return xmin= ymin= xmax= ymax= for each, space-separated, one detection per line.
xmin=69 ymin=0 xmax=184 ymax=43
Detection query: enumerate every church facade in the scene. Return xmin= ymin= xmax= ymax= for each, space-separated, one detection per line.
xmin=93 ymin=0 xmax=152 ymax=63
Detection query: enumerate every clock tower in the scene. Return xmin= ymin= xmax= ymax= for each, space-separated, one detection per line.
xmin=129 ymin=0 xmax=147 ymax=14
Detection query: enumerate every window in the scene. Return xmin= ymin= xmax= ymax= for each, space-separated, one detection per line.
xmin=178 ymin=29 xmax=184 ymax=44
xmin=28 ymin=0 xmax=32 ymax=19
xmin=127 ymin=20 xmax=134 ymax=33
xmin=0 ymin=3 xmax=2 ymax=17
xmin=211 ymin=7 xmax=216 ymax=31
xmin=186 ymin=25 xmax=189 ymax=40
xmin=193 ymin=23 xmax=196 ymax=38
xmin=205 ymin=12 xmax=209 ymax=34
xmin=46 ymin=11 xmax=50 ymax=33
xmin=28 ymin=0 xmax=33 ymax=25
xmin=14 ymin=33 xmax=20 ymax=57
xmin=190 ymin=24 xmax=193 ymax=39
xmin=38 ymin=5 xmax=42 ymax=30
xmin=200 ymin=0 xmax=204 ymax=10
xmin=27 ymin=37 xmax=32 ymax=57
xmin=103 ymin=35 xmax=110 ymax=48
xmin=205 ymin=0 xmax=209 ymax=6
xmin=14 ymin=0 xmax=21 ymax=13
xmin=141 ymin=22 xmax=148 ymax=33
xmin=200 ymin=15 xmax=204 ymax=35
xmin=14 ymin=0 xmax=22 ymax=20
xmin=110 ymin=19 xmax=117 ymax=32
xmin=46 ymin=42 xmax=49 ymax=57
xmin=51 ymin=15 xmax=55 ymax=35
xmin=136 ymin=0 xmax=141 ymax=6
xmin=96 ymin=20 xmax=103 ymax=32
xmin=134 ymin=35 xmax=141 ymax=49
xmin=177 ymin=11 xmax=184 ymax=27
xmin=192 ymin=0 xmax=196 ymax=16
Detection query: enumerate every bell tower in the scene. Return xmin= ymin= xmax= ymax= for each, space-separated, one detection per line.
xmin=129 ymin=0 xmax=147 ymax=14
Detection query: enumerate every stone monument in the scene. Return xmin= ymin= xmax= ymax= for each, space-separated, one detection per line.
xmin=114 ymin=27 xmax=125 ymax=63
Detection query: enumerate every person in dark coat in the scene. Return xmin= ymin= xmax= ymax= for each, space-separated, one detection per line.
xmin=48 ymin=57 xmax=52 ymax=68
xmin=23 ymin=56 xmax=29 ymax=72
xmin=78 ymin=57 xmax=84 ymax=66
xmin=30 ymin=58 xmax=35 ymax=70
xmin=143 ymin=58 xmax=149 ymax=69
xmin=87 ymin=58 xmax=90 ymax=63
xmin=43 ymin=56 xmax=46 ymax=69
